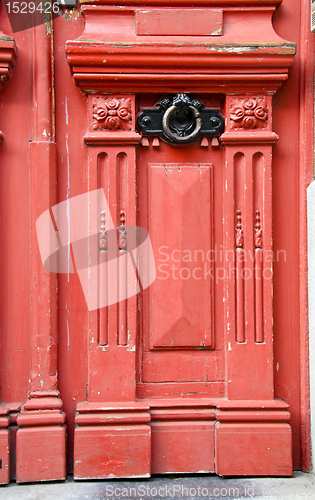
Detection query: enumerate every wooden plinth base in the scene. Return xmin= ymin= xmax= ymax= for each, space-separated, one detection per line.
xmin=16 ymin=425 xmax=66 ymax=483
xmin=149 ymin=403 xmax=216 ymax=474
xmin=16 ymin=397 xmax=66 ymax=483
xmin=0 ymin=430 xmax=10 ymax=485
xmin=72 ymin=399 xmax=292 ymax=479
xmin=73 ymin=402 xmax=151 ymax=479
xmin=0 ymin=407 xmax=10 ymax=484
xmin=215 ymin=402 xmax=292 ymax=476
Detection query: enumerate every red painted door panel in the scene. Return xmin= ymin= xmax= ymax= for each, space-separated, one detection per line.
xmin=137 ymin=129 xmax=225 ymax=400
xmin=148 ymin=163 xmax=213 ymax=349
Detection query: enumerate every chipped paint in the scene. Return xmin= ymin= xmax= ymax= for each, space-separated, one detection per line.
xmin=211 ymin=28 xmax=222 ymax=36
xmin=63 ymin=9 xmax=81 ymax=22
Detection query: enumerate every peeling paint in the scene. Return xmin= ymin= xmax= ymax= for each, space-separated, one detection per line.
xmin=65 ymin=95 xmax=69 ymax=125
xmin=67 ymin=319 xmax=70 ymax=347
xmin=211 ymin=28 xmax=222 ymax=36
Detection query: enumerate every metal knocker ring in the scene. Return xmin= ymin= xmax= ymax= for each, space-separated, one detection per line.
xmin=162 ymin=104 xmax=202 ymax=144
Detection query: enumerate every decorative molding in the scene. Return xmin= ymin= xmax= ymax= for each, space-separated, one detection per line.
xmin=84 ymin=131 xmax=141 ymax=145
xmin=254 ymin=209 xmax=263 ymax=343
xmin=99 ymin=211 xmax=107 ymax=250
xmin=0 ymin=32 xmax=17 ymax=91
xmin=235 ymin=208 xmax=245 ymax=343
xmin=66 ymin=7 xmax=295 ymax=94
xmin=118 ymin=210 xmax=127 ymax=250
xmin=254 ymin=210 xmax=262 ymax=248
xmin=92 ymin=96 xmax=133 ymax=131
xmin=220 ymin=95 xmax=278 ymax=144
xmin=74 ymin=402 xmax=151 ymax=479
xmin=230 ymin=97 xmax=268 ymax=130
xmin=80 ymin=0 xmax=283 ymax=5
xmin=235 ymin=210 xmax=244 ymax=248
xmin=220 ymin=131 xmax=278 ymax=144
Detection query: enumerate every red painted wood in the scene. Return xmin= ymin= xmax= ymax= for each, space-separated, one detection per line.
xmin=14 ymin=16 xmax=66 ymax=481
xmin=298 ymin=1 xmax=315 ymax=472
xmin=151 ymin=421 xmax=215 ymax=474
xmin=216 ymin=410 xmax=291 ymax=422
xmin=135 ymin=8 xmax=223 ymax=36
xmin=16 ymin=426 xmax=66 ymax=483
xmin=0 ymin=430 xmax=10 ymax=484
xmin=0 ymin=29 xmax=16 ymax=90
xmin=148 ymin=163 xmax=213 ymax=349
xmin=91 ymin=0 xmax=282 ymax=5
xmin=272 ymin=0 xmax=314 ymax=470
xmin=66 ymin=6 xmax=295 ymax=93
xmin=74 ymin=425 xmax=151 ymax=479
xmin=215 ymin=423 xmax=292 ymax=476
xmin=138 ymin=128 xmax=224 ymax=400
xmin=0 ymin=0 xmax=311 ymax=482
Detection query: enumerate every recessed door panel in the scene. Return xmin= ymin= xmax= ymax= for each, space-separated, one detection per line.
xmin=148 ymin=164 xmax=213 ymax=349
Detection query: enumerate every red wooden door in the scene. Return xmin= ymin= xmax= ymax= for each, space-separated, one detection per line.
xmin=61 ymin=0 xmax=303 ymax=476
xmin=0 ymin=0 xmax=312 ymax=484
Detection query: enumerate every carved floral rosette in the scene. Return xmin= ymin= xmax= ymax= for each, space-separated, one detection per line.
xmin=92 ymin=96 xmax=133 ymax=131
xmin=230 ymin=97 xmax=268 ymax=130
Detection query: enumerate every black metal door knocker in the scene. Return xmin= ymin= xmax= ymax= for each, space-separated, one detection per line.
xmin=137 ymin=93 xmax=224 ymax=144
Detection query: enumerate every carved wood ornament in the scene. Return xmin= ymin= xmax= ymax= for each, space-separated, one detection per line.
xmin=230 ymin=97 xmax=269 ymax=130
xmin=235 ymin=210 xmax=244 ymax=248
xmin=93 ymin=97 xmax=133 ymax=131
xmin=255 ymin=210 xmax=263 ymax=248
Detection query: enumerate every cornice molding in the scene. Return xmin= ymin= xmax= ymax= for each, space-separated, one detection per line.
xmin=79 ymin=0 xmax=283 ymax=5
xmin=0 ymin=31 xmax=17 ymax=91
xmin=66 ymin=4 xmax=295 ymax=94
